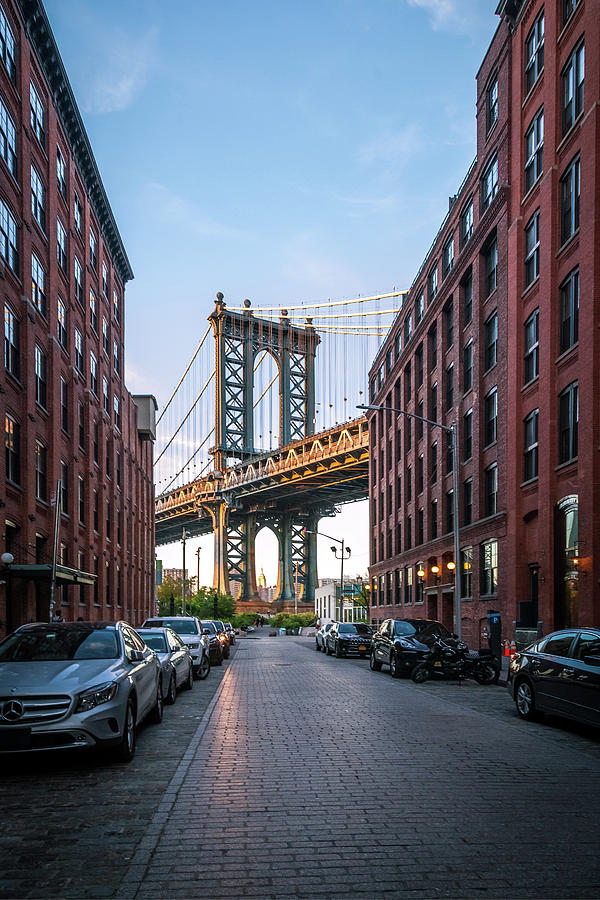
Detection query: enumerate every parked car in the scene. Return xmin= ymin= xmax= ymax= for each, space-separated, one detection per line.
xmin=223 ymin=623 xmax=235 ymax=646
xmin=0 ymin=621 xmax=162 ymax=762
xmin=140 ymin=616 xmax=209 ymax=680
xmin=211 ymin=620 xmax=231 ymax=659
xmin=136 ymin=627 xmax=196 ymax=703
xmin=370 ymin=618 xmax=455 ymax=677
xmin=315 ymin=623 xmax=333 ymax=652
xmin=326 ymin=622 xmax=372 ymax=658
xmin=200 ymin=621 xmax=224 ymax=665
xmin=507 ymin=628 xmax=600 ymax=727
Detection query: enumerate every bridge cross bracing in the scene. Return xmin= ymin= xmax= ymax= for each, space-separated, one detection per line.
xmin=155 ymin=290 xmax=406 ymax=604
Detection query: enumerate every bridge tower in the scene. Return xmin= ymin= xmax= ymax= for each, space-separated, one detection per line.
xmin=206 ymin=293 xmax=322 ymax=605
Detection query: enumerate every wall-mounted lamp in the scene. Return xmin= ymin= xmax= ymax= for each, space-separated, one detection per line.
xmin=446 ymin=561 xmax=456 ymax=571
xmin=431 ymin=564 xmax=440 ymax=585
xmin=417 ymin=568 xmax=425 ymax=578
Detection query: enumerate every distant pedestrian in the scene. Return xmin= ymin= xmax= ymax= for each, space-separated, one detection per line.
xmin=52 ymin=609 xmax=64 ymax=623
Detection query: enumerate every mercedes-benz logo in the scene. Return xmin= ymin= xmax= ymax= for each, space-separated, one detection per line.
xmin=1 ymin=699 xmax=25 ymax=722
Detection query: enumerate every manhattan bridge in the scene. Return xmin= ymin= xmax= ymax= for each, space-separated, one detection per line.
xmin=154 ymin=290 xmax=406 ymax=605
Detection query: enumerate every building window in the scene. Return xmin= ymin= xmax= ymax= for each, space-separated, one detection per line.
xmin=406 ymin=465 xmax=412 ymax=503
xmin=428 ymin=322 xmax=437 ymax=370
xmin=57 ymin=217 xmax=67 ymax=271
xmin=102 ymin=317 xmax=109 ymax=356
xmin=74 ymin=256 xmax=83 ymax=305
xmin=481 ymin=154 xmax=498 ymax=212
xmin=463 ymin=410 xmax=473 ymax=461
xmin=481 ymin=539 xmax=498 ymax=595
xmin=561 ymin=41 xmax=584 ymax=136
xmin=418 ymin=507 xmax=424 ymax=544
xmin=446 ymin=431 xmax=453 ymax=474
xmin=78 ymin=476 xmax=85 ymax=524
xmin=0 ymin=198 xmax=18 ymax=272
xmin=461 ymin=547 xmax=473 ymax=599
xmin=463 ymin=479 xmax=472 ymax=526
xmin=415 ymin=291 xmax=424 ymax=324
xmin=524 ymin=409 xmax=539 ymax=482
xmin=563 ymin=0 xmax=579 ymax=25
xmin=90 ymin=352 xmax=98 ymax=396
xmin=417 ymin=400 xmax=424 ymax=439
xmin=89 ymin=228 xmax=97 ymax=270
xmin=31 ymin=165 xmax=46 ymax=231
xmin=418 ymin=454 xmax=424 ymax=494
xmin=431 ymin=441 xmax=438 ymax=484
xmin=102 ymin=376 xmax=109 ymax=413
xmin=113 ymin=289 xmax=120 ymax=323
xmin=404 ymin=566 xmax=413 ymax=604
xmin=560 ymin=155 xmax=580 ymax=245
xmin=60 ymin=377 xmax=68 ymax=432
xmin=462 ymin=268 xmax=473 ymax=325
xmin=113 ymin=395 xmax=121 ymax=430
xmin=416 ymin=343 xmax=423 ymax=387
xmin=525 ymin=108 xmax=544 ymax=193
xmin=31 ymin=254 xmax=46 ymax=317
xmin=459 ymin=199 xmax=473 ymax=250
xmin=116 ymin=452 xmax=121 ymax=488
xmin=4 ymin=303 xmax=19 ymax=378
xmin=102 ymin=262 xmax=108 ymax=297
xmin=35 ymin=440 xmax=47 ymax=501
xmin=35 ymin=345 xmax=47 ymax=408
xmin=446 ymin=490 xmax=454 ymax=534
xmin=483 ymin=235 xmax=497 ymax=297
xmin=484 ymin=312 xmax=498 ymax=371
xmin=74 ymin=328 xmax=84 ymax=373
xmin=78 ymin=402 xmax=85 ymax=450
xmin=430 ymin=383 xmax=437 ymax=424
xmin=558 ymin=382 xmax=578 ymax=464
xmin=487 ymin=74 xmax=498 ymax=132
xmin=559 ymin=268 xmax=579 ymax=354
xmin=428 ymin=266 xmax=438 ymax=302
xmin=484 ymin=388 xmax=497 ymax=447
xmin=57 ymin=297 xmax=67 ymax=349
xmin=525 ymin=11 xmax=544 ymax=94
xmin=93 ymin=491 xmax=99 ymax=531
xmin=60 ymin=460 xmax=69 ymax=514
xmin=463 ymin=341 xmax=473 ymax=392
xmin=56 ymin=145 xmax=66 ymax=198
xmin=444 ymin=300 xmax=453 ymax=348
xmin=0 ymin=96 xmax=16 ymax=177
xmin=394 ymin=331 xmax=402 ymax=362
xmin=406 ymin=516 xmax=412 ymax=551
xmin=446 ymin=363 xmax=454 ymax=410
xmin=524 ymin=309 xmax=539 ymax=383
xmin=29 ymin=82 xmax=45 ymax=146
xmin=484 ymin=463 xmax=498 ymax=516
xmin=5 ymin=413 xmax=20 ymax=484
xmin=0 ymin=4 xmax=16 ymax=82
xmin=93 ymin=420 xmax=99 ymax=464
xmin=431 ymin=500 xmax=438 ymax=540
xmin=524 ymin=210 xmax=540 ymax=287
xmin=404 ymin=312 xmax=413 ymax=345
xmin=442 ymin=235 xmax=454 ymax=278
xmin=89 ymin=289 xmax=98 ymax=333
xmin=74 ymin=193 xmax=82 ymax=233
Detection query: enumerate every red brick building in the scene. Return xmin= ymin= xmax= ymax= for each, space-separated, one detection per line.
xmin=367 ymin=0 xmax=599 ymax=644
xmin=0 ymin=0 xmax=156 ymax=633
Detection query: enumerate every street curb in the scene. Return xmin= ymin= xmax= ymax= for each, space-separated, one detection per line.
xmin=115 ymin=663 xmax=234 ymax=899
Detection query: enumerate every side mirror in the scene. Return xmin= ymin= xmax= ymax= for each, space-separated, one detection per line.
xmin=129 ymin=649 xmax=144 ymax=662
xmin=203 ymin=628 xmax=211 ymax=635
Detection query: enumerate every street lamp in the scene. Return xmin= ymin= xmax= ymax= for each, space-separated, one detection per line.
xmin=305 ymin=529 xmax=351 ymax=623
xmin=358 ymin=402 xmax=462 ymax=640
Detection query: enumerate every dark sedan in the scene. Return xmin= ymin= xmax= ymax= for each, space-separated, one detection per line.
xmin=200 ymin=621 xmax=224 ymax=665
xmin=507 ymin=628 xmax=600 ymax=727
xmin=370 ymin=618 xmax=454 ymax=678
xmin=326 ymin=622 xmax=372 ymax=658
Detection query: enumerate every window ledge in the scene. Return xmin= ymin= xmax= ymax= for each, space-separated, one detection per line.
xmin=522 ymin=175 xmax=543 ymax=206
xmin=522 ymin=275 xmax=540 ymax=300
xmin=556 ymin=230 xmax=579 ymax=260
xmin=522 ymin=376 xmax=539 ymax=394
xmin=555 ymin=343 xmax=578 ymax=368
xmin=522 ymin=71 xmax=544 ymax=111
xmin=520 ymin=476 xmax=539 ymax=489
xmin=556 ymin=113 xmax=584 ymax=156
xmin=555 ymin=458 xmax=578 ymax=474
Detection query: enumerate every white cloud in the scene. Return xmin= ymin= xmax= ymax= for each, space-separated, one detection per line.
xmin=406 ymin=0 xmax=491 ymax=33
xmin=143 ymin=182 xmax=249 ymax=241
xmin=357 ymin=124 xmax=423 ymax=171
xmin=84 ymin=26 xmax=158 ymax=113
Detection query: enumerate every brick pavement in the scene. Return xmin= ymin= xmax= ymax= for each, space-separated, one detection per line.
xmin=119 ymin=633 xmax=600 ymax=900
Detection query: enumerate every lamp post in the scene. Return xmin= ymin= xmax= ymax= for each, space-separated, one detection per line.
xmin=181 ymin=527 xmax=188 ymax=615
xmin=358 ymin=403 xmax=462 ymax=640
xmin=305 ymin=529 xmax=351 ymax=623
xmin=196 ymin=545 xmax=201 ymax=595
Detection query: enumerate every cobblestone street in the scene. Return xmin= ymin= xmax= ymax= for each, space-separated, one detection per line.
xmin=2 ymin=633 xmax=600 ymax=899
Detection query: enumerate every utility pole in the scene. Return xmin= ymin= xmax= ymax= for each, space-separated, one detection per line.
xmin=181 ymin=527 xmax=187 ymax=615
xmin=49 ymin=479 xmax=62 ymax=622
xmin=196 ymin=545 xmax=201 ymax=595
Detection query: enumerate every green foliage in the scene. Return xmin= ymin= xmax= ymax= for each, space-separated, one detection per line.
xmin=157 ymin=584 xmax=234 ymax=621
xmin=232 ymin=612 xmax=258 ymax=628
xmin=269 ymin=612 xmax=317 ymax=629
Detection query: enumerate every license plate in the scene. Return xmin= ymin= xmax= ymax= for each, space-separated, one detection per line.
xmin=0 ymin=728 xmax=32 ymax=750
xmin=358 ymin=646 xmax=366 ymax=651
xmin=434 ymin=661 xmax=442 ymax=668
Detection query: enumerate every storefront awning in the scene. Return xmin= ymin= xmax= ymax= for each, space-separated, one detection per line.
xmin=4 ymin=564 xmax=96 ymax=585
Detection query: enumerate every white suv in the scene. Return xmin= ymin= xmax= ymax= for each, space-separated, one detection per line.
xmin=140 ymin=616 xmax=210 ymax=680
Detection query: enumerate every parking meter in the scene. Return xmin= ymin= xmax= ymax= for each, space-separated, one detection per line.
xmin=487 ymin=610 xmax=502 ymax=660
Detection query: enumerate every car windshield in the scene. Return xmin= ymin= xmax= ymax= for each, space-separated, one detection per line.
xmin=213 ymin=621 xmax=225 ymax=630
xmin=0 ymin=628 xmax=119 ymax=661
xmin=144 ymin=619 xmax=199 ymax=635
xmin=418 ymin=622 xmax=451 ymax=639
xmin=393 ymin=621 xmax=418 ymax=636
xmin=339 ymin=624 xmax=371 ymax=634
xmin=202 ymin=622 xmax=217 ymax=634
xmin=138 ymin=633 xmax=167 ymax=652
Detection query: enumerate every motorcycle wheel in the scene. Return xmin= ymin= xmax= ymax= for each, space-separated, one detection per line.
xmin=474 ymin=664 xmax=499 ymax=685
xmin=411 ymin=663 xmax=429 ymax=684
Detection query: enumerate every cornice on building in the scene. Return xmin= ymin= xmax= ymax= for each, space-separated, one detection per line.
xmin=16 ymin=0 xmax=134 ymax=285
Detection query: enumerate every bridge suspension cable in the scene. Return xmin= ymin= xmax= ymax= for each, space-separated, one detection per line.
xmin=156 ymin=325 xmax=212 ymax=426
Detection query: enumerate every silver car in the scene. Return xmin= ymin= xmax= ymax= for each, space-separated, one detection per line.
xmin=141 ymin=616 xmax=210 ymax=679
xmin=0 ymin=621 xmax=162 ymax=763
xmin=136 ymin=627 xmax=195 ymax=703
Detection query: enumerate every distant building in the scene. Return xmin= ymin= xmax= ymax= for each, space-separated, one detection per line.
xmin=315 ymin=579 xmax=369 ymax=623
xmin=0 ymin=0 xmax=156 ymax=634
xmin=163 ymin=569 xmax=187 ymax=583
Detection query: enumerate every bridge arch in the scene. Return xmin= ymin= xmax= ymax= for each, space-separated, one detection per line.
xmin=253 ymin=348 xmax=280 ymax=452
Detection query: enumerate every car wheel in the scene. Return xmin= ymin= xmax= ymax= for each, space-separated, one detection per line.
xmin=148 ymin=682 xmax=164 ymax=724
xmin=326 ymin=642 xmax=332 ymax=655
xmin=335 ymin=641 xmax=343 ymax=658
xmin=390 ymin=652 xmax=401 ymax=678
xmin=183 ymin=663 xmax=194 ymax=690
xmin=370 ymin=650 xmax=382 ymax=671
xmin=515 ymin=678 xmax=537 ymax=720
xmin=197 ymin=654 xmax=210 ymax=680
xmin=411 ymin=663 xmax=429 ymax=684
xmin=166 ymin=673 xmax=177 ymax=705
xmin=111 ymin=698 xmax=136 ymax=763
xmin=315 ymin=641 xmax=320 ymax=651
xmin=474 ymin=664 xmax=499 ymax=685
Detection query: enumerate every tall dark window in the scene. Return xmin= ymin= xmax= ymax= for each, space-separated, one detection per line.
xmin=481 ymin=539 xmax=498 ymax=595
xmin=418 ymin=455 xmax=424 ymax=494
xmin=560 ymin=156 xmax=580 ymax=245
xmin=418 ymin=507 xmax=424 ymax=545
xmin=446 ymin=363 xmax=454 ymax=410
xmin=404 ymin=313 xmax=413 ymax=346
xmin=416 ymin=343 xmax=423 ymax=387
xmin=559 ymin=268 xmax=579 ymax=353
xmin=430 ymin=442 xmax=438 ymax=484
xmin=481 ymin=155 xmax=498 ymax=212
xmin=0 ymin=5 xmax=16 ymax=82
xmin=404 ymin=363 xmax=412 ymax=404
xmin=32 ymin=254 xmax=46 ymax=317
xmin=442 ymin=235 xmax=454 ymax=278
xmin=30 ymin=81 xmax=46 ymax=146
xmin=4 ymin=303 xmax=19 ymax=378
xmin=417 ymin=400 xmax=424 ymax=440
xmin=487 ymin=74 xmax=498 ymax=132
xmin=74 ymin=257 xmax=83 ymax=305
xmin=57 ymin=145 xmax=66 ymax=197
xmin=5 ymin=414 xmax=20 ymax=484
xmin=460 ymin=199 xmax=473 ymax=249
xmin=31 ymin=166 xmax=46 ymax=231
xmin=524 ymin=309 xmax=539 ymax=383
xmin=0 ymin=198 xmax=18 ymax=272
xmin=462 ymin=268 xmax=473 ymax=324
xmin=463 ymin=479 xmax=472 ymax=526
xmin=78 ymin=402 xmax=85 ymax=450
xmin=446 ymin=490 xmax=454 ymax=534
xmin=430 ymin=500 xmax=438 ymax=540
xmin=428 ymin=266 xmax=438 ymax=302
xmin=415 ymin=291 xmax=424 ymax=324
xmin=406 ymin=466 xmax=412 ymax=503
xmin=463 ymin=410 xmax=473 ymax=461
xmin=60 ymin=460 xmax=69 ymax=514
xmin=446 ymin=431 xmax=453 ymax=474
xmin=93 ymin=491 xmax=99 ymax=531
xmin=444 ymin=300 xmax=453 ymax=348
xmin=56 ymin=218 xmax=67 ymax=271
xmin=35 ymin=345 xmax=47 ymax=408
xmin=525 ymin=11 xmax=544 ymax=94
xmin=524 ymin=409 xmax=539 ymax=481
xmin=561 ymin=41 xmax=584 ymax=135
xmin=558 ymin=382 xmax=578 ymax=463
xmin=57 ymin=298 xmax=67 ymax=349
xmin=430 ymin=383 xmax=437 ymax=424
xmin=0 ymin=96 xmax=16 ymax=177
xmin=484 ymin=312 xmax=498 ymax=371
xmin=429 ymin=322 xmax=437 ymax=370
xmin=484 ymin=388 xmax=498 ymax=446
xmin=461 ymin=547 xmax=473 ymax=599
xmin=60 ymin=377 xmax=69 ymax=432
xmin=524 ymin=210 xmax=540 ymax=287
xmin=463 ymin=341 xmax=473 ymax=392
xmin=78 ymin=476 xmax=85 ymax=524
xmin=484 ymin=235 xmax=498 ymax=297
xmin=484 ymin=463 xmax=498 ymax=516
xmin=35 ymin=440 xmax=47 ymax=501
xmin=563 ymin=0 xmax=579 ymax=25
xmin=525 ymin=108 xmax=544 ymax=193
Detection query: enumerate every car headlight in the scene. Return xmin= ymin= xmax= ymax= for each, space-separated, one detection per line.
xmin=188 ymin=642 xmax=199 ymax=649
xmin=76 ymin=682 xmax=118 ymax=713
xmin=397 ymin=639 xmax=413 ymax=649
xmin=218 ymin=634 xmax=227 ymax=642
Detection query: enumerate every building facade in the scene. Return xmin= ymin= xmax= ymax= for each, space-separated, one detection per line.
xmin=0 ymin=0 xmax=156 ymax=634
xmin=367 ymin=0 xmax=599 ymax=644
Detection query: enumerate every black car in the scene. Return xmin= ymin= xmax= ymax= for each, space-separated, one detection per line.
xmin=325 ymin=622 xmax=372 ymax=658
xmin=370 ymin=618 xmax=454 ymax=677
xmin=211 ymin=620 xmax=231 ymax=659
xmin=507 ymin=627 xmax=600 ymax=727
xmin=200 ymin=621 xmax=224 ymax=665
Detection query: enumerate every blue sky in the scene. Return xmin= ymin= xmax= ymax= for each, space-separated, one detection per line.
xmin=45 ymin=0 xmax=499 ymax=584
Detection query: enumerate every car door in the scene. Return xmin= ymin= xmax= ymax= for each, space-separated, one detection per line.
xmin=564 ymin=632 xmax=600 ymax=725
xmin=123 ymin=626 xmax=156 ymax=716
xmin=532 ymin=632 xmax=577 ymax=714
xmin=168 ymin=631 xmax=187 ymax=686
xmin=327 ymin=625 xmax=337 ymax=651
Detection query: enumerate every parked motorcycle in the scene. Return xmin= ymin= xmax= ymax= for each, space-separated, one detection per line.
xmin=410 ymin=636 xmax=500 ymax=685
